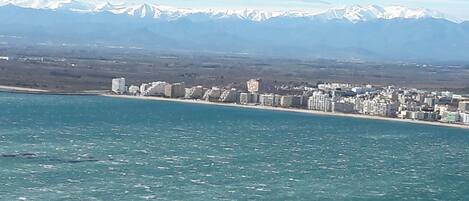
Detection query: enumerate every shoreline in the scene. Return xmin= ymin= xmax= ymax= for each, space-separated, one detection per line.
xmin=0 ymin=85 xmax=467 ymax=130
xmin=103 ymin=94 xmax=469 ymax=130
xmin=0 ymin=85 xmax=50 ymax=93
xmin=0 ymin=85 xmax=107 ymax=95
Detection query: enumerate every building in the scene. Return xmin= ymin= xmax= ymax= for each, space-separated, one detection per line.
xmin=274 ymin=94 xmax=282 ymax=107
xmin=203 ymin=87 xmax=222 ymax=102
xmin=0 ymin=56 xmax=9 ymax=61
xmin=332 ymin=101 xmax=355 ymax=113
xmin=460 ymin=113 xmax=469 ymax=125
xmin=403 ymin=111 xmax=438 ymax=121
xmin=239 ymin=93 xmax=259 ymax=105
xmin=140 ymin=83 xmax=150 ymax=94
xmin=247 ymin=79 xmax=262 ymax=93
xmin=440 ymin=111 xmax=460 ymax=123
xmin=141 ymin=81 xmax=168 ymax=96
xmin=111 ymin=78 xmax=126 ymax=94
xmin=424 ymin=97 xmax=438 ymax=107
xmin=308 ymin=91 xmax=332 ymax=112
xmin=239 ymin=93 xmax=250 ymax=105
xmin=220 ymin=89 xmax=237 ymax=103
xmin=259 ymin=94 xmax=275 ymax=106
xmin=164 ymin=83 xmax=185 ymax=98
xmin=280 ymin=96 xmax=293 ymax=108
xmin=352 ymin=86 xmax=375 ymax=94
xmin=361 ymin=99 xmax=397 ymax=117
xmin=128 ymin=85 xmax=140 ymax=95
xmin=459 ymin=101 xmax=469 ymax=112
xmin=318 ymin=83 xmax=352 ymax=91
xmin=185 ymin=86 xmax=204 ymax=99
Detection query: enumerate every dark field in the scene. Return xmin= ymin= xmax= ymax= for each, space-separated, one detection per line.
xmin=1 ymin=45 xmax=468 ymax=92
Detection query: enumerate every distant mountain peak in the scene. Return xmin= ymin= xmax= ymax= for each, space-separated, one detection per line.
xmin=314 ymin=4 xmax=451 ymax=22
xmin=0 ymin=0 xmax=461 ymax=23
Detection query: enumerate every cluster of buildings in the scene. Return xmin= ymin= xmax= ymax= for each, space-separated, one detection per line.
xmin=112 ymin=77 xmax=469 ymax=126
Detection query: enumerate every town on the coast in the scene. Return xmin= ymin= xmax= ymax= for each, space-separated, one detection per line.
xmin=111 ymin=77 xmax=469 ymax=126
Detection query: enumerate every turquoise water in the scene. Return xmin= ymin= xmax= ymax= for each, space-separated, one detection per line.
xmin=1 ymin=92 xmax=469 ymax=201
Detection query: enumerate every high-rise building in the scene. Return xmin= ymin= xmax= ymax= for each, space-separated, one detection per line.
xmin=308 ymin=91 xmax=332 ymax=112
xmin=332 ymin=101 xmax=355 ymax=113
xmin=185 ymin=86 xmax=204 ymax=99
xmin=247 ymin=79 xmax=262 ymax=93
xmin=141 ymin=81 xmax=168 ymax=96
xmin=164 ymin=83 xmax=185 ymax=98
xmin=203 ymin=87 xmax=222 ymax=102
xmin=259 ymin=94 xmax=275 ymax=106
xmin=239 ymin=93 xmax=250 ymax=105
xmin=280 ymin=96 xmax=293 ymax=107
xmin=112 ymin=78 xmax=126 ymax=94
xmin=220 ymin=89 xmax=238 ymax=103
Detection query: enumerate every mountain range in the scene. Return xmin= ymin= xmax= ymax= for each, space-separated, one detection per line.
xmin=1 ymin=0 xmax=468 ymax=62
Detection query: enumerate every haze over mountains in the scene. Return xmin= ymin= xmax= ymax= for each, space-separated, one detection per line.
xmin=1 ymin=0 xmax=469 ymax=62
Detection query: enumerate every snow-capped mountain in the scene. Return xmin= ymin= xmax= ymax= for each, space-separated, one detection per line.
xmin=0 ymin=0 xmax=92 ymax=10
xmin=313 ymin=5 xmax=450 ymax=22
xmin=0 ymin=0 xmax=468 ymax=62
xmin=0 ymin=0 xmax=459 ymax=23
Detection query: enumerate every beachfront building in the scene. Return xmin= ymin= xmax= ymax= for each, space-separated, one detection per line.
xmin=141 ymin=81 xmax=168 ymax=96
xmin=128 ymin=85 xmax=140 ymax=95
xmin=239 ymin=93 xmax=250 ymax=105
xmin=362 ymin=99 xmax=398 ymax=117
xmin=259 ymin=94 xmax=275 ymax=106
xmin=112 ymin=78 xmax=126 ymax=94
xmin=220 ymin=89 xmax=237 ymax=103
xmin=402 ymin=111 xmax=438 ymax=121
xmin=185 ymin=86 xmax=204 ymax=99
xmin=332 ymin=101 xmax=355 ymax=113
xmin=280 ymin=96 xmax=293 ymax=108
xmin=239 ymin=92 xmax=259 ymax=105
xmin=273 ymin=95 xmax=282 ymax=107
xmin=308 ymin=91 xmax=332 ymax=112
xmin=203 ymin=87 xmax=222 ymax=102
xmin=164 ymin=83 xmax=185 ymax=98
xmin=247 ymin=79 xmax=262 ymax=93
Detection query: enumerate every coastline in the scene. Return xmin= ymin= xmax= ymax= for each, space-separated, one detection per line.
xmin=0 ymin=85 xmax=107 ymax=95
xmin=103 ymin=94 xmax=469 ymax=130
xmin=0 ymin=85 xmax=49 ymax=93
xmin=0 ymin=85 xmax=466 ymax=130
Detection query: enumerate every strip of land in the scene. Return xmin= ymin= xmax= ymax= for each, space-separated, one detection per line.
xmin=0 ymin=85 xmax=49 ymax=93
xmin=103 ymin=94 xmax=469 ymax=130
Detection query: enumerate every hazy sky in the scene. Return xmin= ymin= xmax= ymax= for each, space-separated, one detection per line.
xmin=88 ymin=0 xmax=469 ymax=20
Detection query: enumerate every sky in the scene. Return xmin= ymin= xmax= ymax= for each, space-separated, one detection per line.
xmin=88 ymin=0 xmax=469 ymax=20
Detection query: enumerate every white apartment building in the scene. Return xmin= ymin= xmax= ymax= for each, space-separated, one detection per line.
xmin=308 ymin=91 xmax=332 ymax=112
xmin=259 ymin=94 xmax=275 ymax=106
xmin=141 ymin=81 xmax=168 ymax=96
xmin=112 ymin=78 xmax=126 ymax=94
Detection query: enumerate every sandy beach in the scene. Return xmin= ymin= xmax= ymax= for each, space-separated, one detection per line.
xmin=0 ymin=85 xmax=49 ymax=93
xmin=103 ymin=94 xmax=469 ymax=130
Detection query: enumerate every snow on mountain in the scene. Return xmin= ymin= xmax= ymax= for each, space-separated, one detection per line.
xmin=314 ymin=5 xmax=450 ymax=22
xmin=0 ymin=0 xmax=459 ymax=23
xmin=0 ymin=0 xmax=92 ymax=10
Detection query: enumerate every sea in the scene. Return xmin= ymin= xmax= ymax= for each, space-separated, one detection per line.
xmin=1 ymin=92 xmax=468 ymax=200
